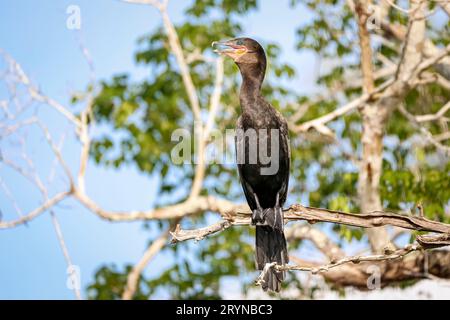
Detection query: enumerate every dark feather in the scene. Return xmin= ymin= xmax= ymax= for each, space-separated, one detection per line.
xmin=229 ymin=38 xmax=291 ymax=292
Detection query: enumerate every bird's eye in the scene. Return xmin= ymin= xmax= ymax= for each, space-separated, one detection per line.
xmin=236 ymin=39 xmax=243 ymax=45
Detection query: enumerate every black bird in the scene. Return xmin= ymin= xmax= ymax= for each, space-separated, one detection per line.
xmin=214 ymin=38 xmax=290 ymax=292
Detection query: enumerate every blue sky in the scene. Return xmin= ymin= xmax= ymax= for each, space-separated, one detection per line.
xmin=0 ymin=0 xmax=317 ymax=299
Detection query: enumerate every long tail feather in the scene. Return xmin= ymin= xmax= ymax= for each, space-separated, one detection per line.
xmin=255 ymin=207 xmax=288 ymax=292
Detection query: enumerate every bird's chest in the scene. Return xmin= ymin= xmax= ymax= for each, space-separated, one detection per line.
xmin=239 ymin=110 xmax=279 ymax=130
xmin=235 ymin=110 xmax=286 ymax=184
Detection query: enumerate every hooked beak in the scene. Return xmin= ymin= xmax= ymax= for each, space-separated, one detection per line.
xmin=212 ymin=40 xmax=247 ymax=60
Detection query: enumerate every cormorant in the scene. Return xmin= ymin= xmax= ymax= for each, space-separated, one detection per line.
xmin=214 ymin=38 xmax=290 ymax=292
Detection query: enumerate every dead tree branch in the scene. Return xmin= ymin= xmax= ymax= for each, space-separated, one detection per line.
xmin=260 ymin=243 xmax=421 ymax=278
xmin=170 ymin=203 xmax=450 ymax=243
xmin=122 ymin=228 xmax=171 ymax=300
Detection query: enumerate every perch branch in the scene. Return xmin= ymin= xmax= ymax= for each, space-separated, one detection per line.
xmin=170 ymin=203 xmax=450 ymax=243
xmin=255 ymin=243 xmax=423 ymax=287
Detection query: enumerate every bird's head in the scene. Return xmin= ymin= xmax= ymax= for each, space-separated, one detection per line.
xmin=212 ymin=37 xmax=265 ymax=66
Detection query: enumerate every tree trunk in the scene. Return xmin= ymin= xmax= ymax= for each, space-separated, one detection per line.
xmin=358 ymin=103 xmax=392 ymax=253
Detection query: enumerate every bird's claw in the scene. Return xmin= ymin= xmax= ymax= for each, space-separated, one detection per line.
xmin=251 ymin=192 xmax=283 ymax=230
xmin=252 ymin=208 xmax=272 ymax=226
xmin=252 ymin=207 xmax=265 ymax=225
xmin=273 ymin=206 xmax=283 ymax=231
xmin=252 ymin=193 xmax=265 ymax=225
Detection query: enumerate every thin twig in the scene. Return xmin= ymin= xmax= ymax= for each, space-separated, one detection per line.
xmin=50 ymin=211 xmax=82 ymax=300
xmin=122 ymin=228 xmax=171 ymax=300
xmin=255 ymin=243 xmax=423 ymax=286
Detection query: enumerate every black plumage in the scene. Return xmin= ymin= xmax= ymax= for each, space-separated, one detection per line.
xmin=214 ymin=38 xmax=290 ymax=292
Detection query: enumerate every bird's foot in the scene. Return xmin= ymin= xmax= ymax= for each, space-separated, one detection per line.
xmin=272 ymin=206 xmax=284 ymax=231
xmin=252 ymin=208 xmax=265 ymax=225
xmin=256 ymin=207 xmax=283 ymax=230
xmin=252 ymin=208 xmax=273 ymax=226
xmin=252 ymin=192 xmax=268 ymax=225
xmin=271 ymin=192 xmax=284 ymax=231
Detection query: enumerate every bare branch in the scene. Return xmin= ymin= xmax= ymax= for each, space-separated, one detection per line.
xmin=171 ymin=203 xmax=450 ymax=243
xmin=284 ymin=204 xmax=450 ymax=234
xmin=189 ymin=57 xmax=224 ymax=199
xmin=398 ymin=104 xmax=450 ymax=156
xmin=74 ymin=192 xmax=242 ymax=222
xmin=158 ymin=2 xmax=202 ymax=122
xmin=0 ymin=191 xmax=71 ymax=229
xmin=122 ymin=0 xmax=165 ymax=10
xmin=0 ymin=177 xmax=24 ymax=219
xmin=355 ymin=0 xmax=375 ymax=94
xmin=171 ymin=220 xmax=232 ymax=243
xmin=413 ymin=43 xmax=450 ymax=80
xmin=76 ymin=98 xmax=92 ymax=195
xmin=123 ymin=0 xmax=225 ymax=199
xmin=293 ymin=93 xmax=369 ymax=135
xmin=379 ymin=11 xmax=450 ymax=78
xmin=255 ymin=262 xmax=277 ymax=287
xmin=293 ymin=78 xmax=394 ymax=136
xmin=36 ymin=121 xmax=74 ymax=188
xmin=417 ymin=233 xmax=450 ymax=249
xmin=0 ymin=50 xmax=82 ymax=128
xmin=122 ymin=228 xmax=170 ymax=300
xmin=434 ymin=131 xmax=450 ymax=142
xmin=50 ymin=211 xmax=82 ymax=300
xmin=412 ymin=101 xmax=450 ymax=123
xmin=257 ymin=243 xmax=422 ymax=282
xmin=0 ymin=117 xmax=38 ymax=137
xmin=441 ymin=1 xmax=450 ymax=17
xmin=123 ymin=0 xmax=203 ymax=126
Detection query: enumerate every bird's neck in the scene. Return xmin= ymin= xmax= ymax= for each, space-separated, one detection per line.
xmin=238 ymin=63 xmax=265 ymax=113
